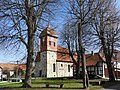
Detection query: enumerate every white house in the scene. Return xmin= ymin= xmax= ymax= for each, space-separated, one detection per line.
xmin=0 ymin=63 xmax=26 ymax=80
xmin=0 ymin=67 xmax=2 ymax=80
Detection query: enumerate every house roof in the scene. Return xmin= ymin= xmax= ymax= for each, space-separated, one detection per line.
xmin=57 ymin=53 xmax=72 ymax=62
xmin=18 ymin=64 xmax=26 ymax=71
xmin=116 ymin=52 xmax=120 ymax=62
xmin=0 ymin=63 xmax=26 ymax=71
xmin=57 ymin=46 xmax=77 ymax=62
xmin=99 ymin=48 xmax=120 ymax=62
xmin=40 ymin=25 xmax=58 ymax=38
xmin=57 ymin=46 xmax=69 ymax=54
xmin=85 ymin=53 xmax=103 ymax=66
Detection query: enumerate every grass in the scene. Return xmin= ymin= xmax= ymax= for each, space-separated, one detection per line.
xmin=0 ymin=78 xmax=119 ymax=90
xmin=32 ymin=78 xmax=83 ymax=89
xmin=32 ymin=78 xmax=81 ymax=84
xmin=0 ymin=82 xmax=22 ymax=87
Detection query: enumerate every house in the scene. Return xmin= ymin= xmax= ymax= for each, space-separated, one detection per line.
xmin=0 ymin=67 xmax=2 ymax=80
xmin=0 ymin=63 xmax=26 ymax=80
xmin=35 ymin=25 xmax=120 ymax=79
xmin=79 ymin=50 xmax=120 ymax=79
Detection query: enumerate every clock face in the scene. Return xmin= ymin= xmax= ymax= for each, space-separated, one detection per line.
xmin=42 ymin=37 xmax=45 ymax=42
xmin=51 ymin=37 xmax=54 ymax=41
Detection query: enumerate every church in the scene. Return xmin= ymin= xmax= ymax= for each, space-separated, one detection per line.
xmin=34 ymin=26 xmax=120 ymax=79
xmin=34 ymin=26 xmax=74 ymax=78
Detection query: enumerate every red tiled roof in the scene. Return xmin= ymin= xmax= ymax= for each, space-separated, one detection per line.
xmin=57 ymin=46 xmax=69 ymax=54
xmin=0 ymin=63 xmax=16 ymax=70
xmin=57 ymin=46 xmax=77 ymax=62
xmin=56 ymin=47 xmax=104 ymax=65
xmin=0 ymin=63 xmax=26 ymax=71
xmin=99 ymin=48 xmax=120 ymax=62
xmin=40 ymin=26 xmax=58 ymax=38
xmin=85 ymin=53 xmax=103 ymax=66
xmin=57 ymin=53 xmax=72 ymax=62
xmin=18 ymin=64 xmax=26 ymax=71
xmin=116 ymin=52 xmax=120 ymax=61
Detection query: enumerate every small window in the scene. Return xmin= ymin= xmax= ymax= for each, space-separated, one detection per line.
xmin=49 ymin=41 xmax=51 ymax=45
xmin=91 ymin=67 xmax=94 ymax=71
xmin=80 ymin=67 xmax=82 ymax=71
xmin=51 ymin=37 xmax=54 ymax=41
xmin=68 ymin=65 xmax=70 ymax=72
xmin=42 ymin=37 xmax=45 ymax=42
xmin=61 ymin=64 xmax=63 ymax=67
xmin=39 ymin=70 xmax=42 ymax=77
xmin=53 ymin=63 xmax=55 ymax=72
xmin=54 ymin=42 xmax=55 ymax=46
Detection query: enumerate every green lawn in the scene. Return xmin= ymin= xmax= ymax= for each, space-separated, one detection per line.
xmin=0 ymin=78 xmax=118 ymax=90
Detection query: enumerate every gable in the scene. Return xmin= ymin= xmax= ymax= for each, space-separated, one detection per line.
xmin=84 ymin=53 xmax=104 ymax=66
xmin=0 ymin=63 xmax=26 ymax=71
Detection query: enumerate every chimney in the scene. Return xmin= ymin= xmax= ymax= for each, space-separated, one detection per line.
xmin=91 ymin=51 xmax=94 ymax=55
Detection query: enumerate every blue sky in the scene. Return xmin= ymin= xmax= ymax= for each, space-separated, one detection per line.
xmin=0 ymin=0 xmax=120 ymax=63
xmin=116 ymin=0 xmax=120 ymax=8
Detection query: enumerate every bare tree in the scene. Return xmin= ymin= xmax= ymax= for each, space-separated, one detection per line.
xmin=60 ymin=22 xmax=79 ymax=78
xmin=0 ymin=0 xmax=58 ymax=88
xmin=63 ymin=0 xmax=99 ymax=88
xmin=89 ymin=0 xmax=120 ymax=81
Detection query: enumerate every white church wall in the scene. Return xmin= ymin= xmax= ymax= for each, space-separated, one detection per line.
xmin=56 ymin=62 xmax=73 ymax=77
xmin=47 ymin=51 xmax=57 ymax=77
xmin=35 ymin=51 xmax=47 ymax=77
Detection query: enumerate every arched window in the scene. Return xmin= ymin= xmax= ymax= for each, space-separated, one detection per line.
xmin=53 ymin=63 xmax=55 ymax=72
xmin=68 ymin=65 xmax=70 ymax=72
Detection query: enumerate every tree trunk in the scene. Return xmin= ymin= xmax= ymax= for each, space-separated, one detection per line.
xmin=100 ymin=29 xmax=115 ymax=82
xmin=67 ymin=42 xmax=79 ymax=79
xmin=22 ymin=24 xmax=34 ymax=88
xmin=81 ymin=48 xmax=89 ymax=88
xmin=78 ymin=23 xmax=89 ymax=88
xmin=106 ymin=56 xmax=115 ymax=81
xmin=76 ymin=51 xmax=80 ymax=79
xmin=22 ymin=0 xmax=35 ymax=87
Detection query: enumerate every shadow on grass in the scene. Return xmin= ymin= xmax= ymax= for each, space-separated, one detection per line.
xmin=100 ymin=81 xmax=120 ymax=90
xmin=0 ymin=87 xmax=84 ymax=90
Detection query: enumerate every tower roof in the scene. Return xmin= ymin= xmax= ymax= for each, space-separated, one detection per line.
xmin=40 ymin=25 xmax=58 ymax=38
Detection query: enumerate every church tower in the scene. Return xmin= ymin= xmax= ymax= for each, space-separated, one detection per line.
xmin=35 ymin=25 xmax=58 ymax=78
xmin=40 ymin=25 xmax=58 ymax=52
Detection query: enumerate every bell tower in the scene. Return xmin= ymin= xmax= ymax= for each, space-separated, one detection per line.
xmin=40 ymin=25 xmax=58 ymax=52
xmin=38 ymin=25 xmax=58 ymax=77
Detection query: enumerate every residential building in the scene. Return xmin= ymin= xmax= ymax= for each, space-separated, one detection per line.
xmin=0 ymin=63 xmax=26 ymax=80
